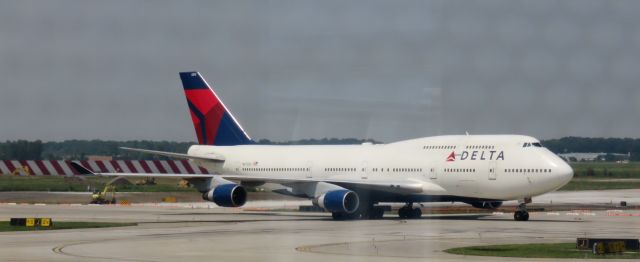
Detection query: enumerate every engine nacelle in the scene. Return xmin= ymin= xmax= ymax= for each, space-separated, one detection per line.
xmin=316 ymin=190 xmax=359 ymax=213
xmin=202 ymin=184 xmax=247 ymax=207
xmin=470 ymin=201 xmax=503 ymax=209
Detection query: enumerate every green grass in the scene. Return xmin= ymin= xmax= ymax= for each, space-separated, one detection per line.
xmin=557 ymin=162 xmax=640 ymax=190
xmin=0 ymin=221 xmax=137 ymax=231
xmin=559 ymin=180 xmax=640 ymax=191
xmin=445 ymin=243 xmax=640 ymax=259
xmin=570 ymin=162 xmax=640 ymax=178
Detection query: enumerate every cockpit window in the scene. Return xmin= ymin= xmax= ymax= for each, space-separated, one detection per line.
xmin=522 ymin=143 xmax=530 ymax=147
xmin=532 ymin=142 xmax=542 ymax=147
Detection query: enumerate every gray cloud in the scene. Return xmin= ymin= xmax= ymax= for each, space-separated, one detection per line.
xmin=1 ymin=0 xmax=639 ymax=142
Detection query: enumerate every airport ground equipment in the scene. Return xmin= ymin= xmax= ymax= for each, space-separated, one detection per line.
xmin=134 ymin=177 xmax=156 ymax=185
xmin=91 ymin=185 xmax=116 ymax=204
xmin=178 ymin=179 xmax=191 ymax=188
xmin=162 ymin=196 xmax=177 ymax=202
xmin=577 ymin=238 xmax=639 ymax=252
xmin=11 ymin=166 xmax=30 ymax=176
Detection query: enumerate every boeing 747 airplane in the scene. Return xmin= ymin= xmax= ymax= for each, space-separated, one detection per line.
xmin=72 ymin=71 xmax=573 ymax=221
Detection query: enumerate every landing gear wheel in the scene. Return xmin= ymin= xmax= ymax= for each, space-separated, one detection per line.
xmin=398 ymin=206 xmax=409 ymax=219
xmin=514 ymin=211 xmax=529 ymax=221
xmin=398 ymin=203 xmax=422 ymax=219
xmin=513 ymin=203 xmax=529 ymax=221
xmin=411 ymin=208 xmax=422 ymax=219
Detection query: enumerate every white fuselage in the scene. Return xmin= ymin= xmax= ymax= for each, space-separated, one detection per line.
xmin=189 ymin=135 xmax=573 ymax=202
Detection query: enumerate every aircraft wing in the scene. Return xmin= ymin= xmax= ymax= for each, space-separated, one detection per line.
xmin=71 ymin=162 xmax=440 ymax=194
xmin=119 ymin=147 xmax=225 ymax=162
xmin=220 ymin=175 xmax=435 ymax=194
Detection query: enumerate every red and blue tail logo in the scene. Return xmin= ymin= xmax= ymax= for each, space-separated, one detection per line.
xmin=179 ymin=72 xmax=253 ymax=146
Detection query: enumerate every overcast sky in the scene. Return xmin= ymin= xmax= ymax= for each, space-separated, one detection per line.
xmin=1 ymin=0 xmax=639 ymax=143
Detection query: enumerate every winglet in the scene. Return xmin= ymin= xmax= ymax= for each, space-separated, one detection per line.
xmin=70 ymin=161 xmax=97 ymax=175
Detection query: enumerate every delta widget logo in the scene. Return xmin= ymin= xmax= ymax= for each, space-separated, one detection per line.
xmin=447 ymin=151 xmax=456 ymax=162
xmin=445 ymin=150 xmax=505 ymax=162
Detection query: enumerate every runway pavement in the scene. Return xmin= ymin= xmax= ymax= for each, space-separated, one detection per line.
xmin=0 ymin=190 xmax=639 ymax=262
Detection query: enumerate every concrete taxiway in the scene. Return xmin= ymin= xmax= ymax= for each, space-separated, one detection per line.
xmin=0 ymin=189 xmax=639 ymax=262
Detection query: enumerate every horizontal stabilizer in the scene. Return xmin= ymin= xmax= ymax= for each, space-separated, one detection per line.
xmin=120 ymin=147 xmax=225 ymax=162
xmin=70 ymin=161 xmax=95 ymax=175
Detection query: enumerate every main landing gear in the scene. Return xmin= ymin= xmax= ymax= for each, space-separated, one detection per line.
xmin=398 ymin=203 xmax=422 ymax=219
xmin=514 ymin=203 xmax=529 ymax=221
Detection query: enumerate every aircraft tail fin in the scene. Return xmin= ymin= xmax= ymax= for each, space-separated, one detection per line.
xmin=179 ymin=71 xmax=253 ymax=146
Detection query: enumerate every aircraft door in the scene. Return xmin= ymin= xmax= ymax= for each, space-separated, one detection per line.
xmin=429 ymin=166 xmax=437 ymax=180
xmin=488 ymin=161 xmax=497 ymax=180
xmin=306 ymin=161 xmax=313 ymax=178
xmin=360 ymin=161 xmax=369 ymax=179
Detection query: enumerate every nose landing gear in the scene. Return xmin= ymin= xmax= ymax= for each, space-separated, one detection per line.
xmin=514 ymin=203 xmax=529 ymax=221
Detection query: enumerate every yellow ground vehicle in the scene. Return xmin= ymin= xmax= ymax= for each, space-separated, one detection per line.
xmin=178 ymin=179 xmax=191 ymax=188
xmin=91 ymin=185 xmax=116 ymax=204
xmin=11 ymin=166 xmax=30 ymax=176
xmin=134 ymin=177 xmax=156 ymax=186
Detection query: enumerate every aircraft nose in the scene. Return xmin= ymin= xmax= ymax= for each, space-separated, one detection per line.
xmin=555 ymin=159 xmax=574 ymax=186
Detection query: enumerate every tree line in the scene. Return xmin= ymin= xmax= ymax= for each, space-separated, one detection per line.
xmin=0 ymin=138 xmax=379 ymax=160
xmin=0 ymin=137 xmax=638 ymax=160
xmin=542 ymin=137 xmax=639 ymax=161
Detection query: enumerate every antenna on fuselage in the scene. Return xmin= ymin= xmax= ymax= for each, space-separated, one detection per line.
xmin=465 ymin=131 xmax=470 ymax=136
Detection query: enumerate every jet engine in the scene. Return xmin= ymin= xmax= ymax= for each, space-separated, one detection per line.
xmin=202 ymin=183 xmax=247 ymax=207
xmin=470 ymin=201 xmax=503 ymax=209
xmin=315 ymin=190 xmax=359 ymax=213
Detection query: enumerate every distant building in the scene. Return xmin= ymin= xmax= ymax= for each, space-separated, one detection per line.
xmin=87 ymin=155 xmax=113 ymax=161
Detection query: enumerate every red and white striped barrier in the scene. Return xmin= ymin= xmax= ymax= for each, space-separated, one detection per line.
xmin=0 ymin=160 xmax=210 ymax=176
